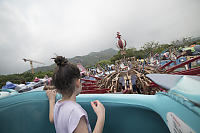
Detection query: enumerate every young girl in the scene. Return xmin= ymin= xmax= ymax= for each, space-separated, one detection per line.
xmin=46 ymin=56 xmax=105 ymax=133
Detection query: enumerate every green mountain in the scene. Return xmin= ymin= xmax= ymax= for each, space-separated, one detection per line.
xmin=27 ymin=48 xmax=117 ymax=73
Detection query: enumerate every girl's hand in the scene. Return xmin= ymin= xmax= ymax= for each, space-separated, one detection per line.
xmin=91 ymin=100 xmax=105 ymax=119
xmin=46 ymin=90 xmax=57 ymax=102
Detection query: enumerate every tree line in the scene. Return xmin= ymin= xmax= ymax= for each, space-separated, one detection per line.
xmin=0 ymin=71 xmax=53 ymax=88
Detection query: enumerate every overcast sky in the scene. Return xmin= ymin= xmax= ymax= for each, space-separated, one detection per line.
xmin=0 ymin=0 xmax=200 ymax=75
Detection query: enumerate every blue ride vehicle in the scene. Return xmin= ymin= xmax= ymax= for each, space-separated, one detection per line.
xmin=0 ymin=74 xmax=199 ymax=133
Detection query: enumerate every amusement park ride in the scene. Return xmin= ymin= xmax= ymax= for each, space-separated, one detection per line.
xmin=0 ymin=33 xmax=200 ymax=133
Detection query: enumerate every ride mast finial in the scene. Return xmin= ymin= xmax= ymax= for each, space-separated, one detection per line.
xmin=116 ymin=32 xmax=127 ymax=50
xmin=116 ymin=32 xmax=121 ymax=39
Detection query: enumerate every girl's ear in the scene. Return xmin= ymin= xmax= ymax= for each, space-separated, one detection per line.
xmin=76 ymin=79 xmax=80 ymax=88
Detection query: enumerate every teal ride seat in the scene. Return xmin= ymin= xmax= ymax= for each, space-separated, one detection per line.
xmin=0 ymin=91 xmax=199 ymax=133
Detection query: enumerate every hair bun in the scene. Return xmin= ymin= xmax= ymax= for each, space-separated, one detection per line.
xmin=54 ymin=56 xmax=68 ymax=66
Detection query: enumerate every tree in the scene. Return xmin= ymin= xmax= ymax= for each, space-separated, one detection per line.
xmin=133 ymin=50 xmax=146 ymax=59
xmin=171 ymin=37 xmax=193 ymax=48
xmin=141 ymin=41 xmax=159 ymax=55
xmin=96 ymin=60 xmax=111 ymax=68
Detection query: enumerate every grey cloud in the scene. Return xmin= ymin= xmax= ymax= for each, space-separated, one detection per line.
xmin=0 ymin=0 xmax=200 ymax=74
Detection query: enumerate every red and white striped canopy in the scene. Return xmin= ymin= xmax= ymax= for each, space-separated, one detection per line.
xmin=117 ymin=39 xmax=127 ymax=50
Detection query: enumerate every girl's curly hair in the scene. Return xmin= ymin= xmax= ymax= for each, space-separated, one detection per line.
xmin=52 ymin=56 xmax=80 ymax=97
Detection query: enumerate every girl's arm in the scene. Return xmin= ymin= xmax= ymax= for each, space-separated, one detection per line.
xmin=49 ymin=100 xmax=55 ymax=123
xmin=91 ymin=100 xmax=105 ymax=133
xmin=74 ymin=100 xmax=105 ymax=133
xmin=74 ymin=116 xmax=89 ymax=133
xmin=46 ymin=90 xmax=57 ymax=123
